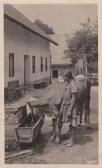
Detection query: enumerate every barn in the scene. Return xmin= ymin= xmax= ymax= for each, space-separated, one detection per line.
xmin=4 ymin=5 xmax=57 ymax=100
xmin=51 ymin=57 xmax=73 ymax=79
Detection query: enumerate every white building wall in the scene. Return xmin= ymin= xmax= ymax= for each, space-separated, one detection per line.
xmin=26 ymin=30 xmax=50 ymax=82
xmin=4 ymin=18 xmax=50 ymax=87
xmin=74 ymin=59 xmax=84 ymax=75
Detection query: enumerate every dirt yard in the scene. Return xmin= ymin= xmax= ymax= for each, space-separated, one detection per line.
xmin=5 ymin=86 xmax=98 ymax=164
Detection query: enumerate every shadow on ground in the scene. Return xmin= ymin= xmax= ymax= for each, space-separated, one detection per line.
xmin=61 ymin=122 xmax=98 ymax=145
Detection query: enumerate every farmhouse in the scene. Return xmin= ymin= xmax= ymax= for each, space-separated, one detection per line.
xmin=4 ymin=4 xmax=57 ymax=94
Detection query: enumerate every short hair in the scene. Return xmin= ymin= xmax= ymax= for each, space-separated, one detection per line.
xmin=63 ymin=71 xmax=73 ymax=79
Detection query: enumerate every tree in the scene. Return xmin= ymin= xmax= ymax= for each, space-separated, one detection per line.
xmin=65 ymin=18 xmax=98 ymax=73
xmin=34 ymin=19 xmax=55 ymax=34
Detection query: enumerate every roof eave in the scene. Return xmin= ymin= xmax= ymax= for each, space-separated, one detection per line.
xmin=4 ymin=13 xmax=58 ymax=46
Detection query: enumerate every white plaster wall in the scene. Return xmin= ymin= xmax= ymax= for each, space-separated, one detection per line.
xmin=4 ymin=18 xmax=50 ymax=87
xmin=25 ymin=30 xmax=50 ymax=82
xmin=74 ymin=59 xmax=83 ymax=75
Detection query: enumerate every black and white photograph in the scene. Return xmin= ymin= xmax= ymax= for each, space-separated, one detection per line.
xmin=3 ymin=2 xmax=99 ymax=165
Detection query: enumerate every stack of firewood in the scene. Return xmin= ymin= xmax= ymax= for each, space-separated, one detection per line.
xmin=5 ymin=88 xmax=15 ymax=101
xmin=5 ymin=87 xmax=24 ymax=102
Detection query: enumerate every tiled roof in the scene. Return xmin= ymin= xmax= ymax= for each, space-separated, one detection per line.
xmin=4 ymin=4 xmax=58 ymax=45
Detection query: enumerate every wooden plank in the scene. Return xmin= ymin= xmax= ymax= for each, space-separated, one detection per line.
xmin=5 ymin=149 xmax=33 ymax=160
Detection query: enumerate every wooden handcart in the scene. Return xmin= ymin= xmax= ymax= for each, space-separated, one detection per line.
xmin=15 ymin=103 xmax=44 ymax=145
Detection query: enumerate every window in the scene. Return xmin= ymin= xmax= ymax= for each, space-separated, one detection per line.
xmin=77 ymin=69 xmax=79 ymax=75
xmin=9 ymin=53 xmax=14 ymax=77
xmin=41 ymin=57 xmax=43 ymax=72
xmin=45 ymin=57 xmax=47 ymax=71
xmin=81 ymin=68 xmax=83 ymax=74
xmin=32 ymin=56 xmax=35 ymax=73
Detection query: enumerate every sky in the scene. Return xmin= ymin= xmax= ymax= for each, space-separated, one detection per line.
xmin=13 ymin=4 xmax=97 ymax=34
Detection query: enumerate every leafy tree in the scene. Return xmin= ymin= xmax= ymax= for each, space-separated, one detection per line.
xmin=65 ymin=18 xmax=98 ymax=73
xmin=34 ymin=19 xmax=55 ymax=34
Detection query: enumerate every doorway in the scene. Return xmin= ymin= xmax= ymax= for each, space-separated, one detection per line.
xmin=24 ymin=55 xmax=30 ymax=85
xmin=52 ymin=69 xmax=58 ymax=78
